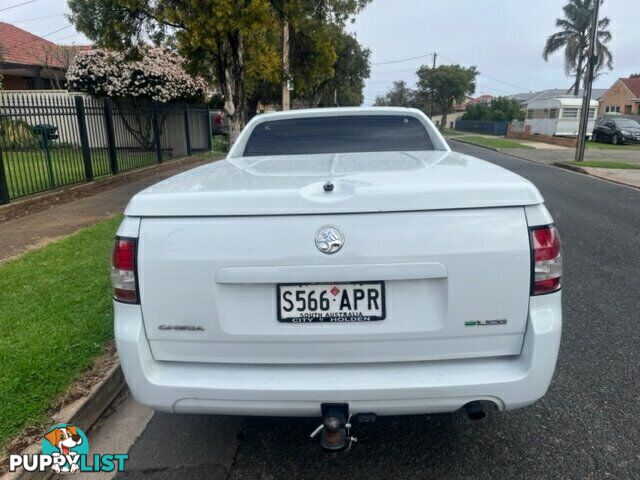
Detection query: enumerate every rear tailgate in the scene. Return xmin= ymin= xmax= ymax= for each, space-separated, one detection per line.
xmin=138 ymin=207 xmax=531 ymax=364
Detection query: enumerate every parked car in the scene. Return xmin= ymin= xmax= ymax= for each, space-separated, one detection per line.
xmin=593 ymin=117 xmax=640 ymax=144
xmin=112 ymin=108 xmax=562 ymax=451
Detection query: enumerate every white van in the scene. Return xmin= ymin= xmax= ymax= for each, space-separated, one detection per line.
xmin=525 ymin=96 xmax=599 ymax=138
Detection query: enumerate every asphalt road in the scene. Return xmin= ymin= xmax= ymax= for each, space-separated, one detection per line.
xmin=117 ymin=142 xmax=640 ymax=480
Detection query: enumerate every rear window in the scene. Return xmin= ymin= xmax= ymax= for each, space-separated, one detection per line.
xmin=243 ymin=115 xmax=434 ymax=157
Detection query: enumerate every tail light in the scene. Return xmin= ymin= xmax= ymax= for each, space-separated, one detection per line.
xmin=530 ymin=225 xmax=562 ymax=295
xmin=111 ymin=237 xmax=139 ymax=303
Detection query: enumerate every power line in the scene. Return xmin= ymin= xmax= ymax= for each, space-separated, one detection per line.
xmin=367 ymin=81 xmax=516 ymax=104
xmin=41 ymin=24 xmax=73 ymax=38
xmin=437 ymin=53 xmax=531 ymax=92
xmin=369 ymin=67 xmax=419 ymax=75
xmin=3 ymin=24 xmax=75 ymax=51
xmin=372 ymin=53 xmax=433 ymax=66
xmin=0 ymin=0 xmax=37 ymax=12
xmin=476 ymin=84 xmax=513 ymax=96
xmin=9 ymin=13 xmax=65 ymax=23
xmin=477 ymin=72 xmax=531 ymax=93
xmin=369 ymin=51 xmax=531 ymax=94
xmin=52 ymin=33 xmax=85 ymax=43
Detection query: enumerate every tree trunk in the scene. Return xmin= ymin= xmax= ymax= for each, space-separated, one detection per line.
xmin=216 ymin=31 xmax=247 ymax=143
xmin=227 ymin=114 xmax=243 ymax=141
xmin=440 ymin=102 xmax=449 ymax=131
xmin=573 ymin=54 xmax=584 ymax=96
xmin=437 ymin=100 xmax=453 ymax=131
xmin=247 ymin=95 xmax=260 ymax=121
xmin=113 ymin=99 xmax=154 ymax=150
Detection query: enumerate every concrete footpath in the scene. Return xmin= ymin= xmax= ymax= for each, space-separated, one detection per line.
xmin=0 ymin=156 xmax=220 ymax=262
xmin=500 ymin=145 xmax=640 ymax=167
xmin=499 ymin=147 xmax=640 ymax=189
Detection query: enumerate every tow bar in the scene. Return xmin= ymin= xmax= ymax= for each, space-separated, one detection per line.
xmin=310 ymin=404 xmax=362 ymax=453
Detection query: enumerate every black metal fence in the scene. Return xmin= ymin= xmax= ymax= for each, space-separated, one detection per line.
xmin=455 ymin=120 xmax=509 ymax=136
xmin=0 ymin=92 xmax=212 ymax=203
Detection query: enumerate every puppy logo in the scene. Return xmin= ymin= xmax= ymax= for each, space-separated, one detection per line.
xmin=10 ymin=422 xmax=127 ymax=474
xmin=42 ymin=424 xmax=89 ymax=474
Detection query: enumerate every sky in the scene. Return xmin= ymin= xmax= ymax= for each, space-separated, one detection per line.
xmin=350 ymin=0 xmax=640 ymax=105
xmin=1 ymin=0 xmax=638 ymax=105
xmin=0 ymin=0 xmax=89 ymax=45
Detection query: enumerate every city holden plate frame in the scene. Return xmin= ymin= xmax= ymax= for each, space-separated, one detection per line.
xmin=277 ymin=281 xmax=386 ymax=323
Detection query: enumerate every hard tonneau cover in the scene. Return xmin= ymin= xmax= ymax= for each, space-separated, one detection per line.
xmin=125 ymin=151 xmax=543 ymax=217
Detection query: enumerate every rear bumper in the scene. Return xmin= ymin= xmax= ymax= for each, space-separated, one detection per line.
xmin=115 ymin=293 xmax=561 ymax=416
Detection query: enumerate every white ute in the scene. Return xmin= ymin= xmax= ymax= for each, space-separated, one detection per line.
xmin=113 ymin=107 xmax=561 ymax=448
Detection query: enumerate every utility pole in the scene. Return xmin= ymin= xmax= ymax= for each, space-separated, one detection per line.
xmin=429 ymin=52 xmax=437 ymax=118
xmin=575 ymin=0 xmax=600 ymax=162
xmin=281 ymin=15 xmax=291 ymax=111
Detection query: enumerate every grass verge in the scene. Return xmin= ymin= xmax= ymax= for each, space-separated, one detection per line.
xmin=586 ymin=141 xmax=640 ymax=151
xmin=565 ymin=160 xmax=640 ymax=169
xmin=441 ymin=128 xmax=482 ymax=137
xmin=4 ymin=149 xmax=226 ymax=200
xmin=441 ymin=128 xmax=459 ymax=137
xmin=3 ymin=149 xmax=159 ymax=199
xmin=0 ymin=215 xmax=121 ymax=453
xmin=454 ymin=135 xmax=535 ymax=149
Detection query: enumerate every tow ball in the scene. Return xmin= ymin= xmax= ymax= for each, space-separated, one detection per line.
xmin=310 ymin=404 xmax=361 ymax=453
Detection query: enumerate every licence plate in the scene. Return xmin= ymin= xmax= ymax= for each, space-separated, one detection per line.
xmin=277 ymin=282 xmax=385 ymax=323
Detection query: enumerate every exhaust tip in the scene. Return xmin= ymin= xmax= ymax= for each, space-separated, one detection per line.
xmin=464 ymin=401 xmax=490 ymax=421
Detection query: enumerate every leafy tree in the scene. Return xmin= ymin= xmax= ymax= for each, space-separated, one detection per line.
xmin=543 ymin=0 xmax=613 ymax=96
xmin=68 ymin=0 xmax=279 ymax=140
xmin=68 ymin=0 xmax=370 ymax=140
xmin=247 ymin=27 xmax=371 ymax=111
xmin=295 ymin=29 xmax=371 ymax=107
xmin=630 ymin=73 xmax=640 ymax=79
xmin=373 ymin=80 xmax=416 ymax=107
xmin=416 ymin=64 xmax=477 ymax=130
xmin=462 ymin=97 xmax=525 ymax=122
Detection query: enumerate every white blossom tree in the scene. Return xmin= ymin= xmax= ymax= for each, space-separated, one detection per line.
xmin=67 ymin=47 xmax=210 ymax=102
xmin=68 ymin=47 xmax=211 ymax=148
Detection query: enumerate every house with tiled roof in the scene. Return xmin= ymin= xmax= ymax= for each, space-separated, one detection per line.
xmin=0 ymin=22 xmax=90 ymax=90
xmin=466 ymin=94 xmax=494 ymax=106
xmin=597 ymin=77 xmax=640 ymax=116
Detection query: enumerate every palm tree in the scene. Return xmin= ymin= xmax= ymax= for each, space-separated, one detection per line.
xmin=543 ymin=0 xmax=613 ymax=96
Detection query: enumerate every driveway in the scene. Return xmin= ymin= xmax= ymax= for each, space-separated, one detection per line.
xmin=99 ymin=141 xmax=639 ymax=479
